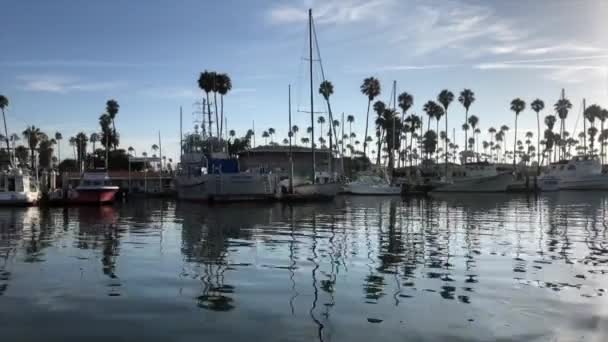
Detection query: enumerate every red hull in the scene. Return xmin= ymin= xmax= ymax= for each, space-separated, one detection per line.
xmin=69 ymin=189 xmax=118 ymax=204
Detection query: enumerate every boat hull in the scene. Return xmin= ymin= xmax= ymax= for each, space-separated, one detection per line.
xmin=558 ymin=175 xmax=608 ymax=190
xmin=347 ymin=183 xmax=401 ymax=196
xmin=68 ymin=188 xmax=119 ymax=204
xmin=282 ymin=183 xmax=339 ymax=201
xmin=0 ymin=191 xmax=39 ymax=206
xmin=431 ymin=173 xmax=513 ymax=193
xmin=175 ymin=173 xmax=280 ymax=202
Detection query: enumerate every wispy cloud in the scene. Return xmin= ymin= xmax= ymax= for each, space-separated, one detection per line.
xmin=346 ymin=63 xmax=459 ymax=74
xmin=17 ymin=74 xmax=125 ymax=93
xmin=0 ymin=60 xmax=167 ymax=68
xmin=268 ymin=0 xmax=392 ymax=25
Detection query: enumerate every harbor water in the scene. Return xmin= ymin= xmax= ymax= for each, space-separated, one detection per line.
xmin=1 ymin=194 xmax=607 ymax=341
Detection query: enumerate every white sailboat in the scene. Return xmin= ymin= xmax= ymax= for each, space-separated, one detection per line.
xmin=346 ymin=169 xmax=401 ymax=195
xmin=280 ymin=8 xmax=339 ymax=201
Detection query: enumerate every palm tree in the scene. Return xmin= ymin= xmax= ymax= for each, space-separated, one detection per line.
xmin=404 ymin=114 xmax=422 ymax=166
xmin=316 ymin=116 xmax=326 ymax=147
xmin=69 ymin=136 xmax=77 ymax=160
xmin=216 ymin=73 xmax=232 ymax=138
xmin=53 ymin=131 xmax=63 ymax=164
xmin=530 ymin=99 xmax=545 ymax=164
xmin=510 ymin=98 xmax=526 ymax=165
xmin=360 ymin=77 xmax=381 ymax=157
xmin=554 ymin=97 xmax=572 ymax=158
xmin=373 ymin=101 xmax=387 ymax=164
xmin=436 ymin=90 xmax=454 ymax=168
xmin=128 ymin=146 xmax=135 ymax=156
xmin=398 ymin=92 xmax=414 ymax=122
xmin=598 ymin=108 xmax=608 ymax=163
xmin=268 ymin=128 xmax=275 ymax=143
xmin=584 ymin=104 xmax=602 ymax=155
xmin=105 ymin=99 xmax=120 ymax=149
xmin=23 ymin=126 xmax=42 ymax=169
xmin=467 ymin=115 xmax=479 ymax=159
xmin=0 ymin=95 xmax=10 ymax=157
xmin=301 ymin=137 xmax=310 ymax=146
xmin=292 ymin=125 xmax=299 ymax=143
xmin=262 ymin=131 xmax=270 ymax=145
xmin=346 ymin=115 xmax=355 ymax=146
xmin=457 ymin=89 xmax=474 ymax=161
xmin=282 ymin=138 xmax=289 ymax=145
xmin=198 ymin=70 xmax=215 ymax=136
xmin=319 ymin=80 xmax=337 ymax=151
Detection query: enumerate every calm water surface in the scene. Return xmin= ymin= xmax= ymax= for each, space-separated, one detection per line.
xmin=1 ymin=194 xmax=608 ymax=341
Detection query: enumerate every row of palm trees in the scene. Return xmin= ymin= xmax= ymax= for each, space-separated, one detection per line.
xmin=197 ymin=71 xmax=232 ymax=140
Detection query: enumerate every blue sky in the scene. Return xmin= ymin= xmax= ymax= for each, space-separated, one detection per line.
xmin=1 ymin=0 xmax=607 ymax=160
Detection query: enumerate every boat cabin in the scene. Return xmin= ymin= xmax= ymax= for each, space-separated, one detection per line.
xmin=0 ymin=169 xmax=38 ymax=193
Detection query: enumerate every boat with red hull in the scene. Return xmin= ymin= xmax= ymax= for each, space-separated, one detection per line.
xmin=49 ymin=170 xmax=119 ymax=205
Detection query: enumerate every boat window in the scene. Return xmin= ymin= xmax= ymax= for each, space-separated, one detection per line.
xmin=8 ymin=178 xmax=15 ymax=192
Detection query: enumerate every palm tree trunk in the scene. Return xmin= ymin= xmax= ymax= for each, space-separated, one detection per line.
xmin=220 ymin=95 xmax=224 ymax=141
xmin=464 ymin=108 xmax=469 ymax=156
xmin=214 ymin=92 xmax=220 ymax=138
xmin=376 ymin=130 xmax=383 ymax=166
xmin=363 ymin=100 xmax=371 ymax=157
xmin=30 ymin=148 xmax=35 ymax=170
xmin=445 ymin=109 xmax=448 ymax=175
xmin=206 ymin=92 xmax=213 ymax=137
xmin=111 ymin=120 xmax=116 ymax=150
xmin=513 ymin=116 xmax=518 ymax=166
xmin=409 ymin=133 xmax=414 ymax=167
xmin=602 ymin=121 xmax=605 ymax=164
xmin=1 ymin=109 xmax=10 ymax=164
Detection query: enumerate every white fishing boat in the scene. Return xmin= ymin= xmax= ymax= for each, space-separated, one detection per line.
xmin=538 ymin=156 xmax=608 ymax=191
xmin=174 ymin=152 xmax=281 ymax=201
xmin=0 ymin=168 xmax=40 ymax=205
xmin=431 ymin=162 xmax=513 ymax=193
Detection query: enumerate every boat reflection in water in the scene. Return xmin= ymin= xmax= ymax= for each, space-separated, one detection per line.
xmin=0 ymin=195 xmax=607 ymax=341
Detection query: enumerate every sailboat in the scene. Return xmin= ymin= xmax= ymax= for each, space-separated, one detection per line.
xmin=280 ymin=9 xmax=339 ymax=201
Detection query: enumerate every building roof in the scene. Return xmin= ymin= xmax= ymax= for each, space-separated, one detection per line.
xmin=238 ymin=145 xmax=332 ymax=155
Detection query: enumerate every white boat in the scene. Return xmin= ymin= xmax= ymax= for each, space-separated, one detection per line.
xmin=347 ymin=173 xmax=401 ymax=195
xmin=431 ymin=162 xmax=513 ymax=193
xmin=0 ymin=168 xmax=40 ymax=205
xmin=538 ymin=156 xmax=608 ymax=191
xmin=174 ymin=152 xmax=281 ymax=201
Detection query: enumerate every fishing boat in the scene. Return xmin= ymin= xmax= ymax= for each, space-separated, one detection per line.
xmin=174 ymin=151 xmax=281 ymax=202
xmin=538 ymin=156 xmax=608 ymax=191
xmin=279 ymin=9 xmax=339 ymax=202
xmin=431 ymin=162 xmax=513 ymax=193
xmin=0 ymin=168 xmax=40 ymax=205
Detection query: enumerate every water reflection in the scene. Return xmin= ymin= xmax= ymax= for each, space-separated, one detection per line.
xmin=0 ymin=195 xmax=606 ymax=341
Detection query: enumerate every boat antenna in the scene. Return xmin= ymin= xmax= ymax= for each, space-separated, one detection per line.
xmin=309 ymin=8 xmax=316 ymax=184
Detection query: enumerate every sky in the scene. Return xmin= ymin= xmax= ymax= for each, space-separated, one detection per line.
xmin=1 ymin=0 xmax=607 ymax=161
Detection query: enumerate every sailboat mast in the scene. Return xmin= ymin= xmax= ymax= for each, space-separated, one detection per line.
xmin=289 ymin=84 xmax=294 ymax=193
xmin=309 ymin=8 xmax=316 ymax=184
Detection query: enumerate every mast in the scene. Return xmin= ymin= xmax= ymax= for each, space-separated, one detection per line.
xmin=179 ymin=106 xmax=183 ymax=159
xmin=309 ymin=8 xmax=316 ymax=183
xmin=583 ymin=98 xmax=587 ymax=156
xmin=288 ymin=84 xmax=294 ymax=193
xmin=158 ymin=131 xmax=162 ymax=192
xmin=341 ymin=112 xmax=345 ymax=175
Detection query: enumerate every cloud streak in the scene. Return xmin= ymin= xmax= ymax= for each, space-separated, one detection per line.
xmin=17 ymin=74 xmax=125 ymax=93
xmin=0 ymin=60 xmax=167 ymax=68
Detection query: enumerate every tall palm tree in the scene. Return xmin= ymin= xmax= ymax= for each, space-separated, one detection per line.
xmin=301 ymin=137 xmax=310 ymax=146
xmin=530 ymin=99 xmax=545 ymax=164
xmin=90 ymin=133 xmax=99 ymax=166
xmin=292 ymin=125 xmax=299 ymax=143
xmin=69 ymin=136 xmax=77 ymax=160
xmin=373 ymin=101 xmax=387 ymax=164
xmin=319 ymin=80 xmax=337 ymax=152
xmin=54 ymin=132 xmax=63 ymax=163
xmin=262 ymin=131 xmax=269 ymax=145
xmin=317 ymin=116 xmax=326 ymax=148
xmin=437 ymin=90 xmax=454 ymax=168
xmin=216 ymin=73 xmax=232 ymax=139
xmin=268 ymin=128 xmax=276 ymax=143
xmin=500 ymin=125 xmax=509 ymax=162
xmin=599 ymin=108 xmax=608 ymax=163
xmin=128 ymin=146 xmax=135 ymax=156
xmin=106 ymin=99 xmax=119 ymax=149
xmin=554 ymin=97 xmax=572 ymax=158
xmin=360 ymin=77 xmax=381 ymax=157
xmin=346 ymin=115 xmax=355 ymax=146
xmin=0 ymin=95 xmax=10 ymax=157
xmin=510 ymin=98 xmax=526 ymax=165
xmin=467 ymin=115 xmax=479 ymax=158
xmin=23 ymin=125 xmax=42 ymax=169
xmin=457 ymin=89 xmax=474 ymax=161
xmin=229 ymin=130 xmax=236 ymax=141
xmin=488 ymin=127 xmax=496 ymax=160
xmin=584 ymin=104 xmax=602 ymax=155
xmin=198 ymin=70 xmax=214 ymax=137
